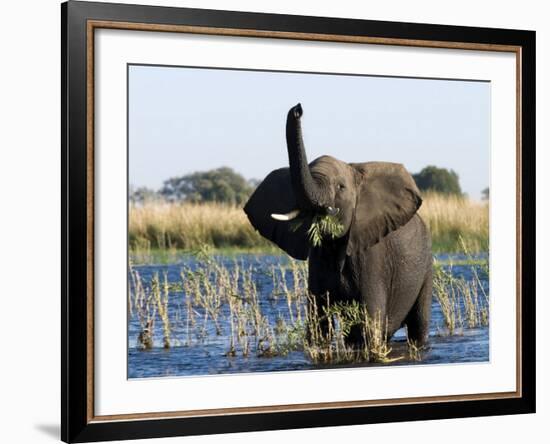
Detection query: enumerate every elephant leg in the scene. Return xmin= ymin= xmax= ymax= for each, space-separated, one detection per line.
xmin=306 ymin=254 xmax=333 ymax=344
xmin=346 ymin=323 xmax=365 ymax=349
xmin=306 ymin=291 xmax=330 ymax=345
xmin=404 ymin=270 xmax=432 ymax=346
xmin=347 ymin=284 xmax=389 ymax=350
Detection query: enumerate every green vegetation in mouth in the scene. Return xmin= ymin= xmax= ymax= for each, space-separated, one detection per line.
xmin=291 ymin=214 xmax=345 ymax=247
xmin=307 ymin=214 xmax=345 ymax=247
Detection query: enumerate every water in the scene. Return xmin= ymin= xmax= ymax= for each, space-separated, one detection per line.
xmin=128 ymin=254 xmax=489 ymax=379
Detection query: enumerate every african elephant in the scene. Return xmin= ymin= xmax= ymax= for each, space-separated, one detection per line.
xmin=244 ymin=104 xmax=432 ymax=346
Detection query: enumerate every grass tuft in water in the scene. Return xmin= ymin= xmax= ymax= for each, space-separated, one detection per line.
xmin=432 ymin=239 xmax=489 ymax=335
xmin=129 ymin=265 xmax=157 ymax=350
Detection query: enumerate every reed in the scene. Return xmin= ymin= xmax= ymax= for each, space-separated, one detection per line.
xmin=151 ymin=272 xmax=171 ymax=348
xmin=407 ymin=339 xmax=424 ymax=362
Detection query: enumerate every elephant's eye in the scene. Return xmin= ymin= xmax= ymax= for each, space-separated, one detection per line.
xmin=337 ymin=183 xmax=345 ymax=191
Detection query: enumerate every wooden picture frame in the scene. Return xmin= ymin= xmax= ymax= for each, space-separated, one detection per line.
xmin=61 ymin=1 xmax=535 ymax=442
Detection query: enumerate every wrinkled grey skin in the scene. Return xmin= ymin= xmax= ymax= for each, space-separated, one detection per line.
xmin=244 ymin=104 xmax=432 ymax=345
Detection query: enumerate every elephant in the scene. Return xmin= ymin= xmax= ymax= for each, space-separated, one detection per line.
xmin=244 ymin=103 xmax=432 ymax=347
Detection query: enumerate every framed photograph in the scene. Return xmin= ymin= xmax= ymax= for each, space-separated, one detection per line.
xmin=61 ymin=1 xmax=535 ymax=442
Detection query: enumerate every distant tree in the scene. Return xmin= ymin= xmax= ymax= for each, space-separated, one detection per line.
xmin=247 ymin=178 xmax=261 ymax=190
xmin=481 ymin=187 xmax=489 ymax=200
xmin=129 ymin=186 xmax=159 ymax=204
xmin=160 ymin=167 xmax=254 ymax=205
xmin=412 ymin=165 xmax=462 ymax=195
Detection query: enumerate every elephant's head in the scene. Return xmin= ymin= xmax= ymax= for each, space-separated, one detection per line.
xmin=244 ymin=103 xmax=422 ymax=260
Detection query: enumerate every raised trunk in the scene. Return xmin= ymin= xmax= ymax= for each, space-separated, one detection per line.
xmin=286 ymin=104 xmax=324 ymax=209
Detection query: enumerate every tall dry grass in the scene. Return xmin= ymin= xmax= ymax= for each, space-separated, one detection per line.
xmin=129 ymin=192 xmax=489 ymax=254
xmin=129 ymin=201 xmax=272 ymax=252
xmin=418 ymin=192 xmax=489 ymax=252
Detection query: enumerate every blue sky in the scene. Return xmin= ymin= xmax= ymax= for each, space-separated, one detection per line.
xmin=129 ymin=65 xmax=490 ymax=199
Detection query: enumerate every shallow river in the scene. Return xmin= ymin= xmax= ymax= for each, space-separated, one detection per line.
xmin=128 ymin=253 xmax=489 ymax=378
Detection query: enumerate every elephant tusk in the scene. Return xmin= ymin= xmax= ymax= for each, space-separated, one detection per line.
xmin=271 ymin=209 xmax=301 ymax=221
xmin=326 ymin=206 xmax=340 ymax=216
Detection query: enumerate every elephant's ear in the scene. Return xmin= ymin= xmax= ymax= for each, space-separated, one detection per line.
xmin=347 ymin=162 xmax=422 ymax=253
xmin=244 ymin=168 xmax=311 ymax=260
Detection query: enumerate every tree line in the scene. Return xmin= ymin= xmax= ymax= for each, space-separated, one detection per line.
xmin=130 ymin=165 xmax=487 ymax=204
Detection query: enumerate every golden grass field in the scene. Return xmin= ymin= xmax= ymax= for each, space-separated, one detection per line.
xmin=129 ymin=191 xmax=488 ymax=254
xmin=418 ymin=191 xmax=489 ymax=252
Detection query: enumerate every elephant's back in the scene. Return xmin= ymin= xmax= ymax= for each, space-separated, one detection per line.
xmin=362 ymin=213 xmax=431 ymax=275
xmin=387 ymin=214 xmax=431 ymax=262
